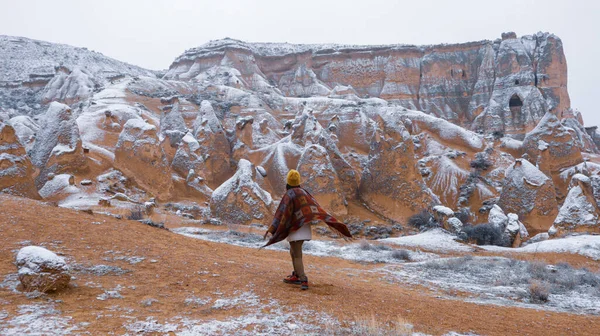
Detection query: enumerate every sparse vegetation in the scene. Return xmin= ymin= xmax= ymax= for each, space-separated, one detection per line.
xmin=470 ymin=152 xmax=492 ymax=171
xmin=325 ymin=315 xmax=413 ymax=336
xmin=420 ymin=256 xmax=600 ymax=306
xmin=529 ymin=281 xmax=550 ymax=303
xmin=461 ymin=223 xmax=509 ymax=246
xmin=391 ymin=249 xmax=411 ymax=261
xmin=407 ymin=210 xmax=437 ymax=230
xmin=127 ymin=207 xmax=145 ymax=220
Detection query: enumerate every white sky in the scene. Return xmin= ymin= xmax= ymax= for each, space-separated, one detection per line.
xmin=1 ymin=0 xmax=598 ymax=126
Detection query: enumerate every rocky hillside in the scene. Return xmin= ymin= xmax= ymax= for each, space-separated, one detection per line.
xmin=1 ymin=32 xmax=599 ymax=246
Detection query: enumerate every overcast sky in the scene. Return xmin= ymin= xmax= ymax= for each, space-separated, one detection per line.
xmin=1 ymin=0 xmax=598 ymax=126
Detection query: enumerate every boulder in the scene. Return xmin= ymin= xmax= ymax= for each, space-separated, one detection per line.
xmin=0 ymin=122 xmax=40 ymax=198
xmin=210 ymin=159 xmax=273 ymax=225
xmin=505 ymin=213 xmax=528 ymax=247
xmin=114 ymin=119 xmax=173 ymax=199
xmin=488 ymin=204 xmax=508 ymax=230
xmin=38 ymin=174 xmax=79 ymax=200
xmin=497 ymin=159 xmax=558 ymax=233
xmin=16 ymin=246 xmax=70 ymax=292
xmin=553 ymin=174 xmax=600 ymax=234
xmin=296 ymin=144 xmax=347 ymax=216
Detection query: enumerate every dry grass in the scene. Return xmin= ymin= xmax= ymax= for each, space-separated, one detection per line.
xmin=529 ymin=281 xmax=550 ymax=303
xmin=325 ymin=315 xmax=413 ymax=336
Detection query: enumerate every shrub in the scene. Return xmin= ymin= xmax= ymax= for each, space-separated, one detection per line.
xmin=391 ymin=249 xmax=411 ymax=261
xmin=407 ymin=211 xmax=436 ymax=230
xmin=470 ymin=153 xmax=492 ymax=171
xmin=359 ymin=240 xmax=373 ymax=251
xmin=127 ymin=207 xmax=144 ymax=220
xmin=529 ymin=281 xmax=550 ymax=303
xmin=454 ymin=208 xmax=471 ymax=225
xmin=461 ymin=223 xmax=509 ymax=246
xmin=492 ymin=131 xmax=504 ymax=140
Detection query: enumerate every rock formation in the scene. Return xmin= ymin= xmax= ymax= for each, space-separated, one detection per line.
xmin=2 ymin=32 xmax=599 ymax=241
xmin=210 ymin=159 xmax=273 ymax=225
xmin=192 ymin=100 xmax=233 ymax=188
xmin=553 ymin=174 xmax=600 ymax=234
xmin=497 ymin=159 xmax=558 ymax=233
xmin=359 ymin=115 xmax=436 ymax=222
xmin=165 ymin=33 xmax=570 ymax=135
xmin=29 ymin=102 xmax=87 ymax=186
xmin=114 ymin=119 xmax=173 ymax=199
xmin=522 ymin=112 xmax=583 ymax=174
xmin=297 ymin=144 xmax=347 ymax=216
xmin=0 ymin=122 xmax=40 ymax=198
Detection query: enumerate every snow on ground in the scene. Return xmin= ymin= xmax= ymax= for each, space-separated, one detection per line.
xmin=380 ymin=256 xmax=600 ymax=315
xmin=480 ymin=234 xmax=600 ymax=260
xmin=173 ymin=227 xmax=438 ymax=264
xmin=380 ymin=228 xmax=475 ymax=253
xmin=0 ymin=304 xmax=83 ymax=335
xmin=124 ymin=289 xmax=339 ymax=336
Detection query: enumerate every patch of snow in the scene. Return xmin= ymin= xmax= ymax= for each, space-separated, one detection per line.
xmin=0 ymin=304 xmax=80 ymax=335
xmin=433 ymin=205 xmax=454 ymax=216
xmin=173 ymin=227 xmax=437 ymax=263
xmin=381 ymin=229 xmax=475 ymax=253
xmin=481 ymin=234 xmax=600 ymax=260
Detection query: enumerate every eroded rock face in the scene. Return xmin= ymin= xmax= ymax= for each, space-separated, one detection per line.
xmin=29 ymin=102 xmax=87 ymax=187
xmin=359 ymin=116 xmax=435 ymax=222
xmin=166 ymin=33 xmax=570 ymax=135
xmin=16 ymin=246 xmax=70 ymax=292
xmin=0 ymin=122 xmax=40 ymax=198
xmin=553 ymin=174 xmax=600 ymax=234
xmin=497 ymin=159 xmax=558 ymax=233
xmin=192 ymin=100 xmax=233 ymax=188
xmin=522 ymin=112 xmax=583 ymax=174
xmin=297 ymin=144 xmax=347 ymax=216
xmin=210 ymin=159 xmax=273 ymax=225
xmin=114 ymin=119 xmax=173 ymax=199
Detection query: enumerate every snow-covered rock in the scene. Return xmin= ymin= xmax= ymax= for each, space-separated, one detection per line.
xmin=38 ymin=174 xmax=78 ymax=200
xmin=553 ymin=173 xmax=600 ymax=234
xmin=497 ymin=159 xmax=558 ymax=233
xmin=16 ymin=246 xmax=70 ymax=292
xmin=29 ymin=102 xmax=87 ymax=187
xmin=488 ymin=205 xmax=508 ymax=230
xmin=210 ymin=159 xmax=273 ymax=225
xmin=192 ymin=100 xmax=233 ymax=188
xmin=522 ymin=112 xmax=583 ymax=175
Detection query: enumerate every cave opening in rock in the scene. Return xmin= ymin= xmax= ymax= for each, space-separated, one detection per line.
xmin=509 ymin=94 xmax=523 ymax=123
xmin=509 ymin=94 xmax=523 ymax=108
xmin=515 ymin=79 xmax=519 ymax=85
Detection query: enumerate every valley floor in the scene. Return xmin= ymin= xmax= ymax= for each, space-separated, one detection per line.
xmin=0 ymin=194 xmax=599 ymax=335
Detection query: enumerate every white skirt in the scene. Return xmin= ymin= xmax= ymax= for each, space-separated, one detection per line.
xmin=287 ymin=223 xmax=312 ymax=242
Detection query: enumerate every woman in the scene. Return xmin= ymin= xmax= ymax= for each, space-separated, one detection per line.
xmin=263 ymin=169 xmax=352 ymax=290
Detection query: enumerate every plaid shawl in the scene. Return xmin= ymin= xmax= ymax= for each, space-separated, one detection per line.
xmin=263 ymin=187 xmax=352 ymax=247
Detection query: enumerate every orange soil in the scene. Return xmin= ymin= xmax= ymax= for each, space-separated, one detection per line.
xmin=0 ymin=194 xmax=598 ymax=335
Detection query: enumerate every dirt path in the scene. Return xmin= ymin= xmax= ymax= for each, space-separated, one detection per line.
xmin=0 ymin=194 xmax=598 ymax=335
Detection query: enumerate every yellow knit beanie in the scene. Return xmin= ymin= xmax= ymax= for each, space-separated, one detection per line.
xmin=286 ymin=169 xmax=301 ymax=187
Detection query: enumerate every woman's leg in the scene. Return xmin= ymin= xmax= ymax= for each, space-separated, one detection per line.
xmin=289 ymin=241 xmax=297 ymax=275
xmin=290 ymin=240 xmax=306 ymax=281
